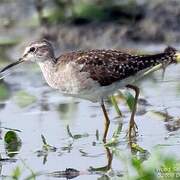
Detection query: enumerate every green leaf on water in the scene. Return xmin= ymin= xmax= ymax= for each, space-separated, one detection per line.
xmin=41 ymin=134 xmax=48 ymax=145
xmin=11 ymin=166 xmax=22 ymax=179
xmin=4 ymin=131 xmax=22 ymax=157
xmin=67 ymin=125 xmax=73 ymax=138
xmin=123 ymin=91 xmax=135 ymax=111
xmin=73 ymin=134 xmax=89 ymax=139
xmin=66 ymin=125 xmax=89 ymax=140
xmin=4 ymin=131 xmax=19 ymax=144
xmin=89 ymin=165 xmax=110 ymax=172
xmin=14 ymin=90 xmax=37 ymax=107
xmin=0 ymin=82 xmax=10 ymax=101
xmin=41 ymin=134 xmax=57 ymax=152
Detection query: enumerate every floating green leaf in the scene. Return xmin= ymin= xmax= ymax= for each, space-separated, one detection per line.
xmin=5 ymin=131 xmax=19 ymax=144
xmin=14 ymin=90 xmax=37 ymax=107
xmin=41 ymin=134 xmax=57 ymax=152
xmin=11 ymin=166 xmax=22 ymax=180
xmin=66 ymin=125 xmax=89 ymax=139
xmin=0 ymin=82 xmax=10 ymax=101
xmin=4 ymin=131 xmax=22 ymax=157
xmin=88 ymin=164 xmax=110 ymax=172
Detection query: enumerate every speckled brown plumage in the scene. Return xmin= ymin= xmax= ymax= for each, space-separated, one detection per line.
xmin=55 ymin=46 xmax=177 ymax=86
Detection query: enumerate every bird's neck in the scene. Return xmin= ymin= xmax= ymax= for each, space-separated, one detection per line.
xmin=38 ymin=60 xmax=55 ymax=72
xmin=38 ymin=61 xmax=58 ymax=88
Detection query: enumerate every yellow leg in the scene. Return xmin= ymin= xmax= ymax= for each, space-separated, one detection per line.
xmin=126 ymin=84 xmax=139 ymax=140
xmin=105 ymin=147 xmax=113 ymax=170
xmin=101 ymin=99 xmax=110 ymax=143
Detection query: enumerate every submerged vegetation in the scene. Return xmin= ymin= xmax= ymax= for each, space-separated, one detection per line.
xmin=1 ymin=127 xmax=180 ymax=179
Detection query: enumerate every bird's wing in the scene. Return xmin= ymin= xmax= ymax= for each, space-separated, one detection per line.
xmin=74 ymin=49 xmax=136 ymax=86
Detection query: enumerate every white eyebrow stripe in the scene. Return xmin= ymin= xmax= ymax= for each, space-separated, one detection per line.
xmin=23 ymin=43 xmax=45 ymax=55
xmin=29 ymin=42 xmax=47 ymax=47
xmin=24 ymin=46 xmax=31 ymax=55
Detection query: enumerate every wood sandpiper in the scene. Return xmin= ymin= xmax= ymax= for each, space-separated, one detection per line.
xmin=1 ymin=39 xmax=180 ymax=143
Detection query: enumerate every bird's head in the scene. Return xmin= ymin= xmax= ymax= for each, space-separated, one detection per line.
xmin=22 ymin=39 xmax=55 ymax=63
xmin=0 ymin=39 xmax=55 ymax=75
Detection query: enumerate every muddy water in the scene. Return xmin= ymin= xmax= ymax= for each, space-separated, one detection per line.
xmin=0 ymin=60 xmax=179 ymax=179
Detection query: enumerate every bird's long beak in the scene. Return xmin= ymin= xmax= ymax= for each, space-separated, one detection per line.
xmin=0 ymin=58 xmax=25 ymax=80
xmin=0 ymin=58 xmax=25 ymax=74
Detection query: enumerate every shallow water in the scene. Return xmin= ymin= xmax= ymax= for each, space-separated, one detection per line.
xmin=0 ymin=61 xmax=179 ymax=179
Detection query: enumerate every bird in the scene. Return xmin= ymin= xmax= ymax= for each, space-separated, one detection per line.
xmin=0 ymin=39 xmax=180 ymax=143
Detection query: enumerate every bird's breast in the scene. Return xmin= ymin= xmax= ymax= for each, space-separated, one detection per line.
xmin=38 ymin=62 xmax=100 ymax=95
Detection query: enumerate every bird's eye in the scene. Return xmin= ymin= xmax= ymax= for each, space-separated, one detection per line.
xmin=29 ymin=47 xmax=36 ymax=52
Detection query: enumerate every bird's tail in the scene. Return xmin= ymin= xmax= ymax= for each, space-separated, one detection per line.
xmin=128 ymin=46 xmax=178 ymax=79
xmin=172 ymin=47 xmax=180 ymax=63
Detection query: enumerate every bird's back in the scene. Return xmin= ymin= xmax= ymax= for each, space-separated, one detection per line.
xmin=55 ymin=47 xmax=177 ymax=86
